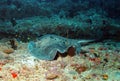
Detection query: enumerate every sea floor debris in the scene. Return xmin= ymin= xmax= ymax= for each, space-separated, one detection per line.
xmin=0 ymin=39 xmax=120 ymax=81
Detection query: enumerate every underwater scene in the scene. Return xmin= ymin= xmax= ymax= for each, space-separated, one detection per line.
xmin=0 ymin=0 xmax=120 ymax=81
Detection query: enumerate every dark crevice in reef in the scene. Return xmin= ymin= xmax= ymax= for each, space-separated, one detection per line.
xmin=0 ymin=26 xmax=120 ymax=42
xmin=0 ymin=22 xmax=120 ymax=42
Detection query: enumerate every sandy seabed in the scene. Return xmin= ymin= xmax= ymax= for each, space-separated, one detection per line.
xmin=0 ymin=39 xmax=120 ymax=81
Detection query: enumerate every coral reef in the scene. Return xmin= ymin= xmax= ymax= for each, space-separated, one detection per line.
xmin=0 ymin=0 xmax=119 ymax=42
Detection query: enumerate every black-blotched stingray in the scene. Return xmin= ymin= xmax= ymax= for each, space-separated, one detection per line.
xmin=28 ymin=34 xmax=94 ymax=60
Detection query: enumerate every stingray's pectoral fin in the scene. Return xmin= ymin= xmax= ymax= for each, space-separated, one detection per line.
xmin=28 ymin=41 xmax=36 ymax=52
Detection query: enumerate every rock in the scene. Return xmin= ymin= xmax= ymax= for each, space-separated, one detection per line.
xmin=45 ymin=73 xmax=58 ymax=80
xmin=102 ymin=74 xmax=108 ymax=80
xmin=3 ymin=48 xmax=14 ymax=54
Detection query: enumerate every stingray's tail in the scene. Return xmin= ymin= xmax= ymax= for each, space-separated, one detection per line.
xmin=78 ymin=39 xmax=103 ymax=46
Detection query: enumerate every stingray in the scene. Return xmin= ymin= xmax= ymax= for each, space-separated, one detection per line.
xmin=28 ymin=34 xmax=94 ymax=60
